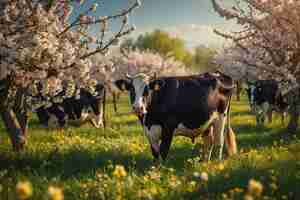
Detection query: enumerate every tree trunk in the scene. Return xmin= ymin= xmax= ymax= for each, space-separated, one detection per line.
xmin=286 ymin=86 xmax=300 ymax=134
xmin=287 ymin=104 xmax=299 ymax=134
xmin=0 ymin=78 xmax=28 ymax=151
xmin=112 ymin=92 xmax=118 ymax=113
xmin=0 ymin=109 xmax=27 ymax=151
xmin=236 ymin=80 xmax=242 ymax=101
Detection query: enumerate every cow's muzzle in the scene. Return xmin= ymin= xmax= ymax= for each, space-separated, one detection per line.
xmin=133 ymin=106 xmax=145 ymax=117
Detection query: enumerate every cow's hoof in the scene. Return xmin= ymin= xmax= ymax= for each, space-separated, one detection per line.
xmin=153 ymin=159 xmax=160 ymax=167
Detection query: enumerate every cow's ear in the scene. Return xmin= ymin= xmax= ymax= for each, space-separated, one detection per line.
xmin=149 ymin=80 xmax=165 ymax=91
xmin=114 ymin=79 xmax=132 ymax=91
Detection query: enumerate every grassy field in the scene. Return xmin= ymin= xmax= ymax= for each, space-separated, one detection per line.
xmin=0 ymin=95 xmax=299 ymax=200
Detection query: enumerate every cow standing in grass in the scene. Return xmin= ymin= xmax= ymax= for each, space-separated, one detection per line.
xmin=29 ymin=80 xmax=106 ymax=128
xmin=246 ymin=80 xmax=288 ymax=126
xmin=115 ymin=72 xmax=237 ymax=162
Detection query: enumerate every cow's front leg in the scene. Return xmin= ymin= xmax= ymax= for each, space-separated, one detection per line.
xmin=267 ymin=109 xmax=273 ymax=123
xmin=214 ymin=113 xmax=227 ymax=160
xmin=159 ymin=127 xmax=174 ymax=161
xmin=202 ymin=126 xmax=214 ymax=161
xmin=150 ymin=146 xmax=160 ymax=163
xmin=280 ymin=111 xmax=286 ymax=125
xmin=144 ymin=125 xmax=162 ymax=161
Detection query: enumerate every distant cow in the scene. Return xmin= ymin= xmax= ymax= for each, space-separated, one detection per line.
xmin=115 ymin=72 xmax=237 ymax=162
xmin=246 ymin=80 xmax=288 ymax=125
xmin=30 ymin=81 xmax=106 ymax=128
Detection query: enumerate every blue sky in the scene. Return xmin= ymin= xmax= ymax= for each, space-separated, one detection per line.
xmin=73 ymin=0 xmax=239 ymax=49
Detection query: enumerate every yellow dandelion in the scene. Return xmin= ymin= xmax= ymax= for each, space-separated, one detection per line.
xmin=270 ymin=183 xmax=278 ymax=191
xmin=113 ymin=165 xmax=127 ymax=178
xmin=217 ymin=163 xmax=225 ymax=171
xmin=187 ymin=181 xmax=197 ymax=192
xmin=234 ymin=187 xmax=243 ymax=193
xmin=149 ymin=186 xmax=159 ymax=195
xmin=222 ymin=193 xmax=228 ymax=199
xmin=48 ymin=186 xmax=64 ymax=200
xmin=247 ymin=179 xmax=263 ymax=197
xmin=244 ymin=194 xmax=254 ymax=200
xmin=270 ymin=175 xmax=277 ymax=182
xmin=200 ymin=172 xmax=209 ymax=182
xmin=16 ymin=181 xmax=33 ymax=200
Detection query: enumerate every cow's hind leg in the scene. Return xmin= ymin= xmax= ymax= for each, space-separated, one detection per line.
xmin=112 ymin=93 xmax=118 ymax=113
xmin=36 ymin=108 xmax=49 ymax=127
xmin=225 ymin=127 xmax=237 ymax=157
xmin=202 ymin=126 xmax=214 ymax=161
xmin=214 ymin=113 xmax=227 ymax=160
xmin=267 ymin=109 xmax=273 ymax=123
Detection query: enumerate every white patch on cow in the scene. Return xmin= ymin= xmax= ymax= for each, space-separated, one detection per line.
xmin=213 ymin=105 xmax=229 ymax=160
xmin=144 ymin=125 xmax=162 ymax=153
xmin=132 ymin=76 xmax=148 ymax=114
xmin=91 ymin=114 xmax=103 ymax=128
xmin=80 ymin=111 xmax=89 ymax=122
xmin=174 ymin=112 xmax=219 ymax=139
xmin=48 ymin=114 xmax=59 ymax=128
xmin=174 ymin=123 xmax=194 ymax=137
xmin=202 ymin=111 xmax=219 ymax=130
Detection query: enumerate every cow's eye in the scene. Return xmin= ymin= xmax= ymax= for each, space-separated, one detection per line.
xmin=143 ymin=86 xmax=149 ymax=96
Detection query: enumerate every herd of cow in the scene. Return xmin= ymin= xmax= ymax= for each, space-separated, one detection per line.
xmin=30 ymin=80 xmax=106 ymax=129
xmin=29 ymin=71 xmax=294 ymax=162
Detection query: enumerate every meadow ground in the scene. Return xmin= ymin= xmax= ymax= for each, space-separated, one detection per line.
xmin=0 ymin=95 xmax=299 ymax=200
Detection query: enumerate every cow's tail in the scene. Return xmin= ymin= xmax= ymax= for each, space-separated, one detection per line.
xmin=224 ymin=95 xmax=237 ymax=156
xmin=102 ymin=87 xmax=106 ymax=128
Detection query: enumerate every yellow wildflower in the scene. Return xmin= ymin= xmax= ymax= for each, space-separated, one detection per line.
xmin=244 ymin=194 xmax=254 ymax=200
xmin=217 ymin=163 xmax=225 ymax=171
xmin=187 ymin=181 xmax=197 ymax=192
xmin=193 ymin=172 xmax=200 ymax=178
xmin=222 ymin=193 xmax=228 ymax=199
xmin=149 ymin=186 xmax=159 ymax=195
xmin=234 ymin=187 xmax=243 ymax=193
xmin=270 ymin=183 xmax=278 ymax=191
xmin=247 ymin=179 xmax=263 ymax=197
xmin=16 ymin=181 xmax=33 ymax=200
xmin=48 ymin=186 xmax=64 ymax=200
xmin=200 ymin=172 xmax=209 ymax=182
xmin=113 ymin=165 xmax=127 ymax=178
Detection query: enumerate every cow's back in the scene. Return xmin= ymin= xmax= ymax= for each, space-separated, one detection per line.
xmin=147 ymin=77 xmax=221 ymax=129
xmin=255 ymin=80 xmax=278 ymax=105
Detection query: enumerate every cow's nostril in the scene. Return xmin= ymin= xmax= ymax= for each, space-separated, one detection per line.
xmin=133 ymin=107 xmax=143 ymax=115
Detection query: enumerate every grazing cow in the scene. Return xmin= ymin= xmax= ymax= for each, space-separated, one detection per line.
xmin=30 ymin=80 xmax=106 ymax=128
xmin=246 ymin=80 xmax=288 ymax=125
xmin=105 ymin=80 xmax=121 ymax=114
xmin=115 ymin=72 xmax=237 ymax=162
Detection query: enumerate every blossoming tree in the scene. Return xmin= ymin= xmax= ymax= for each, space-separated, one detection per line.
xmin=0 ymin=0 xmax=141 ymax=150
xmin=211 ymin=0 xmax=300 ymax=132
xmin=88 ymin=49 xmax=188 ymax=113
xmin=114 ymin=49 xmax=188 ymax=78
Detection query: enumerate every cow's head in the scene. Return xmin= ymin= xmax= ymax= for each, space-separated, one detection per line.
xmin=115 ymin=73 xmax=154 ymax=117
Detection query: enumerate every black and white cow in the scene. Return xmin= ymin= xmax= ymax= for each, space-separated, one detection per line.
xmin=115 ymin=72 xmax=237 ymax=162
xmin=31 ymin=81 xmax=106 ymax=128
xmin=246 ymin=80 xmax=288 ymax=125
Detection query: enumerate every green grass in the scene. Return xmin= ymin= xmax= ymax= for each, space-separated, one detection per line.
xmin=0 ymin=95 xmax=299 ymax=200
